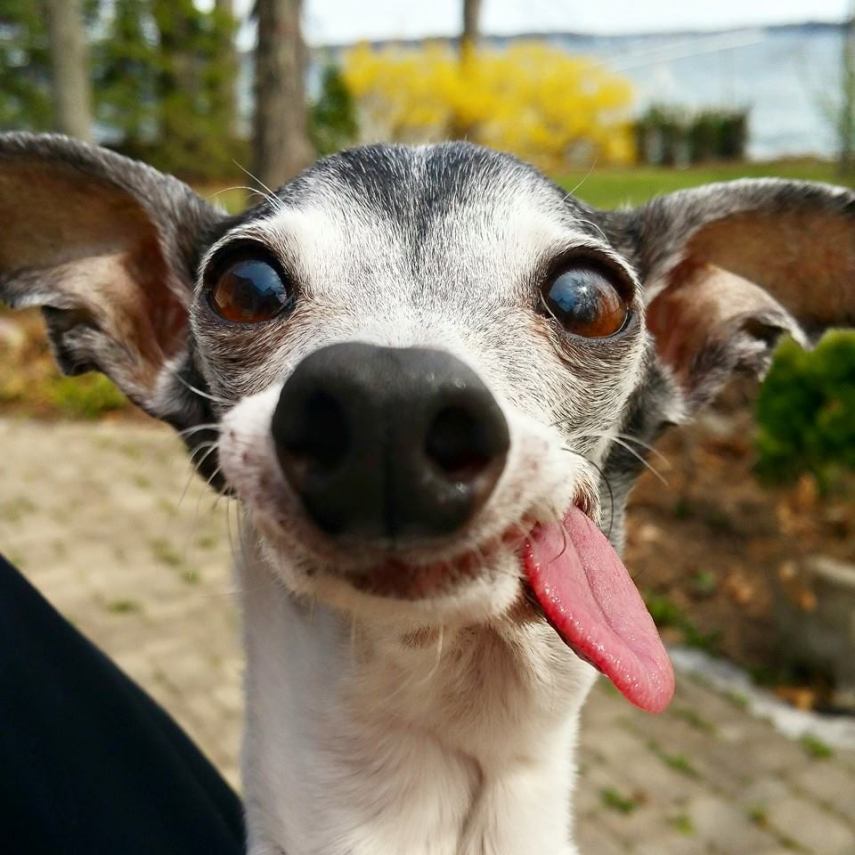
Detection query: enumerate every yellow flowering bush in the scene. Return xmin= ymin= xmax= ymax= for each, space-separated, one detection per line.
xmin=343 ymin=41 xmax=636 ymax=171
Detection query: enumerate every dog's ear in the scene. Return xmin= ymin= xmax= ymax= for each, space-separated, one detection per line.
xmin=606 ymin=179 xmax=854 ymax=411
xmin=0 ymin=133 xmax=227 ymax=478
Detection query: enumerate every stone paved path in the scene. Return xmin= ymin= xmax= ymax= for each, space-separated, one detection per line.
xmin=1 ymin=417 xmax=853 ymax=854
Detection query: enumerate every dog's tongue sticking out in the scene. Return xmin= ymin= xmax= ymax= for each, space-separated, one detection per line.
xmin=522 ymin=506 xmax=674 ymax=713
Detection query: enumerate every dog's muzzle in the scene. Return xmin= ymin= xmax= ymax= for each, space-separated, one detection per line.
xmin=271 ymin=342 xmax=509 ymax=546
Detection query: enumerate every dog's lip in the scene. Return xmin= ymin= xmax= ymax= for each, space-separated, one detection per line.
xmin=347 ymin=518 xmax=536 ymax=600
xmin=345 ymin=495 xmax=596 ymax=602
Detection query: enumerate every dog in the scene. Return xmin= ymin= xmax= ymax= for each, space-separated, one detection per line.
xmin=1 ymin=132 xmax=852 ymax=854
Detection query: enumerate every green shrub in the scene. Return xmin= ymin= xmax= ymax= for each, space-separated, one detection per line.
xmin=755 ymin=331 xmax=855 ymax=488
xmin=47 ymin=374 xmax=128 ymax=420
xmin=635 ymin=105 xmax=748 ymax=166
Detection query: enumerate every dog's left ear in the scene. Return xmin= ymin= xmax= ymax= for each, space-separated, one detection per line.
xmin=0 ymin=133 xmax=227 ymax=470
xmin=607 ymin=178 xmax=854 ymax=411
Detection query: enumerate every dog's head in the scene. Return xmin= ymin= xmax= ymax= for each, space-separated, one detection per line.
xmin=2 ymin=134 xmax=852 ymax=711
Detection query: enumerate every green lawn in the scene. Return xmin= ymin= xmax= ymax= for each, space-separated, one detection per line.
xmin=555 ymin=160 xmax=854 ymax=209
xmin=202 ymin=160 xmax=854 ymax=215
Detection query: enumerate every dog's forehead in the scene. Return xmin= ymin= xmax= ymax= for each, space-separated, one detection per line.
xmin=231 ymin=143 xmax=608 ymax=304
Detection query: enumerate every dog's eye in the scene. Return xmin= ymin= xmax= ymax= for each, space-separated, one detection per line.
xmin=209 ymin=258 xmax=292 ymax=323
xmin=541 ymin=267 xmax=629 ymax=338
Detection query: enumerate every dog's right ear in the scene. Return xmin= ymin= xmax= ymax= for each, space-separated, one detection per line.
xmin=0 ymin=133 xmax=227 ymax=475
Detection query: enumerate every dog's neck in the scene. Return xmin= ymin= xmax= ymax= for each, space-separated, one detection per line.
xmin=237 ymin=536 xmax=594 ymax=855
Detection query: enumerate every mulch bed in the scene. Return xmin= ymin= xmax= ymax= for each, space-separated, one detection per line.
xmin=626 ymin=384 xmax=852 ymax=711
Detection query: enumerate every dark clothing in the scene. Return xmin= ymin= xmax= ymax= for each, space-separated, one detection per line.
xmin=0 ymin=554 xmax=245 ymax=854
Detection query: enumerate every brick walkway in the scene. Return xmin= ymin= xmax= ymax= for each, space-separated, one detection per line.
xmin=1 ymin=418 xmax=853 ymax=854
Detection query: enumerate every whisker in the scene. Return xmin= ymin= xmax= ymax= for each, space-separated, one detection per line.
xmin=177 ymin=441 xmax=217 ymax=509
xmin=581 ymin=429 xmax=671 ymax=467
xmin=350 ymin=614 xmax=359 ymax=663
xmin=174 ymin=373 xmax=233 ymax=407
xmin=562 ymin=154 xmax=599 ymax=202
xmin=175 ymin=423 xmax=221 ymax=439
xmin=191 ymin=462 xmax=225 ymax=531
xmin=232 ymin=161 xmax=284 ymax=211
xmin=207 ymin=184 xmax=282 ymax=208
xmin=602 ymin=436 xmax=668 ymax=486
xmin=561 ymin=447 xmax=616 ymax=539
xmin=421 ymin=625 xmax=445 ymax=686
xmin=237 ymin=506 xmax=251 ymax=577
xmin=553 ymin=424 xmax=670 ymax=486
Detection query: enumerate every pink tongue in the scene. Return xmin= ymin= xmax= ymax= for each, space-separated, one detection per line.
xmin=522 ymin=506 xmax=674 ymax=713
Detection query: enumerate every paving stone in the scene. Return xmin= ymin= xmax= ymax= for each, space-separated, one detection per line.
xmin=683 ymin=793 xmax=778 ymax=852
xmin=737 ymin=776 xmax=793 ymax=808
xmin=736 ymin=730 xmax=814 ymax=777
xmin=576 ymin=824 xmax=628 ymax=855
xmin=788 ymin=762 xmax=855 ymax=824
xmin=584 ymin=724 xmax=650 ymax=766
xmin=765 ymin=796 xmax=855 ymax=854
xmin=630 ymin=836 xmax=709 ymax=855
xmin=593 ymin=802 xmax=679 ymax=850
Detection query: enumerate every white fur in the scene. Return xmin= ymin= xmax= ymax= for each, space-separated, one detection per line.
xmin=237 ymin=533 xmax=594 ymax=855
xmin=203 ymin=145 xmax=647 ymax=854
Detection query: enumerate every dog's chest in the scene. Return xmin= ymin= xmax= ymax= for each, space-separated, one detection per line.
xmin=241 ymin=560 xmax=592 ymax=854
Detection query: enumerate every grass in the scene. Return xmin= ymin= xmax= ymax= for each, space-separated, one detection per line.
xmin=800 ymin=734 xmax=834 ymax=759
xmin=149 ymin=537 xmax=185 ymax=569
xmin=669 ymin=814 xmax=695 ymax=836
xmin=195 ymin=533 xmax=220 ymax=551
xmin=0 ymin=311 xmax=130 ymax=419
xmin=104 ymin=598 xmax=142 ymax=615
xmin=556 ymin=159 xmax=855 ymax=209
xmin=723 ymin=690 xmax=749 ymax=711
xmin=748 ymin=805 xmax=769 ymax=827
xmin=0 ymin=496 xmax=37 ymax=524
xmin=670 ymin=705 xmax=717 ymax=734
xmin=647 ymin=739 xmax=700 ymax=778
xmin=180 ymin=568 xmax=201 ymax=586
xmin=600 ymin=787 xmax=640 ymax=814
xmin=689 ymin=570 xmax=718 ymax=598
xmin=47 ymin=374 xmax=127 ymax=419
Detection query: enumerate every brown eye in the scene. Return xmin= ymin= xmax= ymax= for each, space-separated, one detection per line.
xmin=541 ymin=267 xmax=629 ymax=338
xmin=209 ymin=257 xmax=293 ymax=323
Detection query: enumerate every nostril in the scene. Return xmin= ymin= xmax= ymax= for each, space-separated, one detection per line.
xmin=282 ymin=391 xmax=349 ymax=475
xmin=425 ymin=406 xmax=492 ymax=482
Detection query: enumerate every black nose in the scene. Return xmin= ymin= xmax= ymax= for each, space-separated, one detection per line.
xmin=272 ymin=343 xmax=509 ymax=544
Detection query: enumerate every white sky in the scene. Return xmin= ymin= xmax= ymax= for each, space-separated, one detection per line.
xmin=221 ymin=0 xmax=849 ymax=44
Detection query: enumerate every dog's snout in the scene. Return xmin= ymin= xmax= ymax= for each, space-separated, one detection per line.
xmin=272 ymin=342 xmax=509 ymax=544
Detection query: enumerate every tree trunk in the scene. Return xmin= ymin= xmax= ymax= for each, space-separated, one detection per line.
xmin=461 ymin=0 xmax=482 ymax=59
xmin=840 ymin=5 xmax=855 ymax=175
xmin=45 ymin=0 xmax=92 ymax=142
xmin=451 ymin=0 xmax=482 ymax=139
xmin=252 ymin=0 xmax=314 ymax=187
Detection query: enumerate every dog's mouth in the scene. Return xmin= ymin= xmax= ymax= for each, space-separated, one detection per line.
xmin=346 ymin=518 xmax=532 ymax=600
xmin=343 ymin=502 xmax=674 ymax=715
